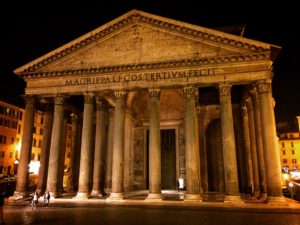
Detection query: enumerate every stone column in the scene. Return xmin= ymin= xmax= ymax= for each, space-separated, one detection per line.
xmin=217 ymin=84 xmax=240 ymax=201
xmin=36 ymin=101 xmax=54 ymax=195
xmin=241 ymin=105 xmax=254 ymax=194
xmin=75 ymin=93 xmax=95 ymax=199
xmin=72 ymin=115 xmax=82 ymax=192
xmin=107 ymin=91 xmax=126 ymax=200
xmin=47 ymin=95 xmax=66 ymax=198
xmin=146 ymin=88 xmax=162 ymax=200
xmin=250 ymin=88 xmax=267 ymax=199
xmin=245 ymin=98 xmax=260 ymax=197
xmin=183 ymin=86 xmax=201 ymax=201
xmin=57 ymin=113 xmax=68 ymax=194
xmin=105 ymin=108 xmax=115 ymax=193
xmin=256 ymin=80 xmax=284 ymax=202
xmin=91 ymin=96 xmax=109 ymax=197
xmin=12 ymin=95 xmax=36 ymax=199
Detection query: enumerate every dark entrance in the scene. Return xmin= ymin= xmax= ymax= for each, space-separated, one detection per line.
xmin=146 ymin=129 xmax=176 ymax=190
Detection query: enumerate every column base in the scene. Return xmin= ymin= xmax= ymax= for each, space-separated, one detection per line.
xmin=184 ymin=193 xmax=202 ymax=201
xmin=9 ymin=191 xmax=27 ymax=201
xmin=267 ymin=196 xmax=288 ymax=206
xmin=224 ymin=195 xmax=243 ymax=203
xmin=106 ymin=192 xmax=124 ymax=201
xmin=259 ymin=192 xmax=267 ymax=201
xmin=91 ymin=190 xmax=105 ymax=197
xmin=49 ymin=191 xmax=60 ymax=198
xmin=145 ymin=193 xmax=163 ymax=201
xmin=73 ymin=192 xmax=90 ymax=200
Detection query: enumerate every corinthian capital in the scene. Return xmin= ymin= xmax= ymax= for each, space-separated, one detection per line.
xmin=183 ymin=86 xmax=197 ymax=98
xmin=22 ymin=95 xmax=37 ymax=106
xmin=95 ymin=96 xmax=110 ymax=111
xmin=114 ymin=91 xmax=127 ymax=100
xmin=83 ymin=93 xmax=95 ymax=104
xmin=54 ymin=95 xmax=67 ymax=105
xmin=148 ymin=88 xmax=161 ymax=100
xmin=217 ymin=83 xmax=232 ymax=97
xmin=256 ymin=79 xmax=272 ymax=93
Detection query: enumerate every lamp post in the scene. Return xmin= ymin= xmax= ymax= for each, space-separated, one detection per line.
xmin=288 ymin=182 xmax=294 ymax=199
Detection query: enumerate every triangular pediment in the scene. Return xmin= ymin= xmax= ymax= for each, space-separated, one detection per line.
xmin=15 ymin=9 xmax=278 ymax=75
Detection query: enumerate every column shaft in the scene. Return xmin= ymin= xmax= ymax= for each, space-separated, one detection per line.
xmin=217 ymin=84 xmax=240 ymax=200
xmin=108 ymin=91 xmax=126 ymax=200
xmin=241 ymin=105 xmax=254 ymax=193
xmin=92 ymin=97 xmax=108 ymax=196
xmin=76 ymin=93 xmax=95 ymax=199
xmin=36 ymin=103 xmax=53 ymax=194
xmin=183 ymin=86 xmax=201 ymax=200
xmin=251 ymin=89 xmax=267 ymax=197
xmin=256 ymin=80 xmax=283 ymax=200
xmin=47 ymin=96 xmax=65 ymax=197
xmin=245 ymin=98 xmax=260 ymax=197
xmin=12 ymin=95 xmax=36 ymax=198
xmin=147 ymin=89 xmax=162 ymax=200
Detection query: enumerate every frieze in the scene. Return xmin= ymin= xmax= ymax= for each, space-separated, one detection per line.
xmin=64 ymin=68 xmax=217 ymax=86
xmin=20 ymin=12 xmax=268 ymax=74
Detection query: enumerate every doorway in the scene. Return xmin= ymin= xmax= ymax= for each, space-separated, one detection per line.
xmin=146 ymin=129 xmax=176 ymax=190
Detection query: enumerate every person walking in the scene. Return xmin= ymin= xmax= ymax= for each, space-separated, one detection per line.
xmin=44 ymin=191 xmax=50 ymax=207
xmin=31 ymin=191 xmax=39 ymax=209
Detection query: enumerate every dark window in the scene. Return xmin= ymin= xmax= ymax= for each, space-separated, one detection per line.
xmin=40 ymin=128 xmax=43 ymax=135
xmin=41 ymin=117 xmax=44 ymax=124
xmin=282 ymin=142 xmax=285 ymax=148
xmin=292 ymin=150 xmax=295 ymax=155
xmin=292 ymin=159 xmax=297 ymax=164
xmin=19 ymin=111 xmax=23 ymax=120
xmin=283 ymin=150 xmax=286 ymax=155
xmin=33 ymin=127 xmax=36 ymax=134
xmin=291 ymin=142 xmax=294 ymax=147
xmin=283 ymin=159 xmax=288 ymax=163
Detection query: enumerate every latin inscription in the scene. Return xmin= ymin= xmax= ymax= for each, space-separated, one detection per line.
xmin=65 ymin=68 xmax=217 ymax=86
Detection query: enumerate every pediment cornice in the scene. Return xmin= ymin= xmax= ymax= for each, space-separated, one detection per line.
xmin=20 ymin=52 xmax=270 ymax=79
xmin=15 ymin=9 xmax=276 ymax=75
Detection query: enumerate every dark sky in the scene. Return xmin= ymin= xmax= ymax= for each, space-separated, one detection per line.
xmin=0 ymin=1 xmax=299 ymax=124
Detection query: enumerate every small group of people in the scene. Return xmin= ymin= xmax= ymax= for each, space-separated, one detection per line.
xmin=31 ymin=190 xmax=50 ymax=209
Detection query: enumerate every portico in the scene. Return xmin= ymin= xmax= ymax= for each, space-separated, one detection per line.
xmin=11 ymin=10 xmax=284 ymax=203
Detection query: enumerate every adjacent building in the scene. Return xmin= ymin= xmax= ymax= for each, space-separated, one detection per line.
xmin=278 ymin=117 xmax=300 ymax=172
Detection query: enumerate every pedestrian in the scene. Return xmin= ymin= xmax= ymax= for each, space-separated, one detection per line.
xmin=44 ymin=191 xmax=50 ymax=207
xmin=31 ymin=191 xmax=39 ymax=209
xmin=0 ymin=191 xmax=5 ymax=224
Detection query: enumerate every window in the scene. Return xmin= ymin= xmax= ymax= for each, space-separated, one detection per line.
xmin=31 ymin=153 xmax=35 ymax=160
xmin=38 ymin=154 xmax=41 ymax=161
xmin=15 ymin=151 xmax=18 ymax=159
xmin=292 ymin=159 xmax=297 ymax=164
xmin=33 ymin=127 xmax=36 ymax=134
xmin=9 ymin=152 xmax=12 ymax=158
xmin=33 ymin=138 xmax=37 ymax=147
xmin=283 ymin=159 xmax=288 ymax=163
xmin=291 ymin=142 xmax=294 ymax=147
xmin=19 ymin=111 xmax=23 ymax=120
xmin=18 ymin=124 xmax=21 ymax=134
xmin=282 ymin=142 xmax=285 ymax=148
xmin=38 ymin=140 xmax=42 ymax=148
xmin=1 ymin=151 xmax=5 ymax=158
xmin=40 ymin=128 xmax=43 ymax=135
xmin=283 ymin=150 xmax=286 ymax=155
xmin=3 ymin=136 xmax=6 ymax=144
xmin=41 ymin=117 xmax=44 ymax=124
xmin=292 ymin=150 xmax=295 ymax=155
xmin=67 ymin=152 xmax=71 ymax=158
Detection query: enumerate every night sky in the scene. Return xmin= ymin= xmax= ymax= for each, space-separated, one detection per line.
xmin=0 ymin=1 xmax=299 ymax=124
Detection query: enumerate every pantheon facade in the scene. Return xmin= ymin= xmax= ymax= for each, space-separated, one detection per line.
xmin=12 ymin=10 xmax=284 ymax=203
